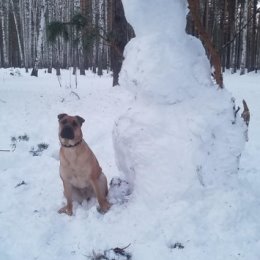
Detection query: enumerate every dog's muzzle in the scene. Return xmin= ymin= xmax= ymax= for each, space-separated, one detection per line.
xmin=60 ymin=126 xmax=74 ymax=140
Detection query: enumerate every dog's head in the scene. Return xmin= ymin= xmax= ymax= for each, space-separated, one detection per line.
xmin=58 ymin=114 xmax=85 ymax=146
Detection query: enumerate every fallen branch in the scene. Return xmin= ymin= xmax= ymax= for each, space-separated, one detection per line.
xmin=0 ymin=149 xmax=11 ymax=152
xmin=15 ymin=181 xmax=27 ymax=188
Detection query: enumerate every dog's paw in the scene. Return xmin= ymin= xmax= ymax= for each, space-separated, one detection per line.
xmin=58 ymin=205 xmax=73 ymax=216
xmin=97 ymin=201 xmax=111 ymax=214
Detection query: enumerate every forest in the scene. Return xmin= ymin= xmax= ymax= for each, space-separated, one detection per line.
xmin=0 ymin=0 xmax=259 ymax=80
xmin=0 ymin=0 xmax=134 ymax=85
xmin=186 ymin=0 xmax=260 ymax=75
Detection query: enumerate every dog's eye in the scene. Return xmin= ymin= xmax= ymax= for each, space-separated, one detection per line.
xmin=62 ymin=119 xmax=67 ymax=125
xmin=72 ymin=121 xmax=78 ymax=127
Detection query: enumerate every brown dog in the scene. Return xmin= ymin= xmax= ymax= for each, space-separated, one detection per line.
xmin=57 ymin=113 xmax=110 ymax=215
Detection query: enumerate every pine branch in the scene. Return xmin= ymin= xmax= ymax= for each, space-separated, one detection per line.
xmin=47 ymin=21 xmax=69 ymax=42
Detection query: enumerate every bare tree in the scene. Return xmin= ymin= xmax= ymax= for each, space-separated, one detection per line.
xmin=31 ymin=0 xmax=46 ymax=76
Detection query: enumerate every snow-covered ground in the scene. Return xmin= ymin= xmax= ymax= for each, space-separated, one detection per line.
xmin=0 ymin=69 xmax=134 ymax=260
xmin=0 ymin=68 xmax=260 ymax=260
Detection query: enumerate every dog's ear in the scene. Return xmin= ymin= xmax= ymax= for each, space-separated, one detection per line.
xmin=76 ymin=115 xmax=85 ymax=126
xmin=58 ymin=113 xmax=67 ymax=121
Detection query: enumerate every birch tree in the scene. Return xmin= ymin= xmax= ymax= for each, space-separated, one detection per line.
xmin=0 ymin=0 xmax=9 ymax=68
xmin=0 ymin=0 xmax=135 ymax=80
xmin=31 ymin=0 xmax=46 ymax=76
xmin=240 ymin=0 xmax=249 ymax=75
xmin=10 ymin=0 xmax=24 ymax=67
xmin=231 ymin=0 xmax=239 ymax=74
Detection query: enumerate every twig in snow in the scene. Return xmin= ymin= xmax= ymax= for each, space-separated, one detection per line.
xmin=169 ymin=242 xmax=185 ymax=250
xmin=15 ymin=181 xmax=27 ymax=188
xmin=112 ymin=243 xmax=131 ymax=254
xmin=57 ymin=75 xmax=62 ymax=88
xmin=196 ymin=165 xmax=205 ymax=187
xmin=88 ymin=244 xmax=132 ymax=260
xmin=75 ymin=70 xmax=78 ymax=88
xmin=235 ymin=106 xmax=240 ymax=119
xmin=70 ymin=91 xmax=80 ymax=100
xmin=29 ymin=143 xmax=49 ymax=156
xmin=231 ymin=97 xmax=240 ymax=124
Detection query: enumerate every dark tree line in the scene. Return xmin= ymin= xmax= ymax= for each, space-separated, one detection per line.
xmin=0 ymin=0 xmax=134 ymax=85
xmin=186 ymin=0 xmax=260 ymax=74
xmin=1 ymin=0 xmax=259 ymax=82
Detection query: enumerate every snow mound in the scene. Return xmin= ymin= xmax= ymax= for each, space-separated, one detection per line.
xmin=116 ymin=0 xmax=245 ymax=190
xmin=111 ymin=1 xmax=248 ymax=258
xmin=120 ymin=0 xmax=212 ymax=104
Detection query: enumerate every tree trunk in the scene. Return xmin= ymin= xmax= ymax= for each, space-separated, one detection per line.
xmin=10 ymin=0 xmax=24 ymax=67
xmin=31 ymin=0 xmax=46 ymax=77
xmin=188 ymin=0 xmax=223 ymax=88
xmin=0 ymin=0 xmax=9 ymax=68
xmin=240 ymin=0 xmax=248 ymax=75
xmin=111 ymin=0 xmax=134 ymax=86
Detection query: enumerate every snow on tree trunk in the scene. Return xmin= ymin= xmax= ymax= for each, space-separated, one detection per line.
xmin=31 ymin=0 xmax=46 ymax=77
xmin=240 ymin=0 xmax=248 ymax=75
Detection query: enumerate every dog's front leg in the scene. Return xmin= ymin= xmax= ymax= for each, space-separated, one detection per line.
xmin=58 ymin=179 xmax=73 ymax=216
xmin=90 ymin=178 xmax=111 ymax=213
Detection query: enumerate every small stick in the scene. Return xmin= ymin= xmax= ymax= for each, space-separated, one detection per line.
xmin=113 ymin=243 xmax=131 ymax=252
xmin=234 ymin=106 xmax=240 ymax=118
xmin=15 ymin=181 xmax=27 ymax=188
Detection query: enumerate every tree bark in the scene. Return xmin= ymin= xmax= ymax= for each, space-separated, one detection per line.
xmin=10 ymin=0 xmax=24 ymax=67
xmin=0 ymin=0 xmax=9 ymax=68
xmin=188 ymin=0 xmax=223 ymax=88
xmin=240 ymin=0 xmax=248 ymax=75
xmin=31 ymin=0 xmax=46 ymax=77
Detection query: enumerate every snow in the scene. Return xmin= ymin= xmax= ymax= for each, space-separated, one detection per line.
xmin=119 ymin=0 xmax=245 ymax=190
xmin=0 ymin=0 xmax=260 ymax=259
xmin=0 ymin=69 xmax=134 ymax=260
xmin=0 ymin=70 xmax=260 ymax=260
xmin=225 ymin=71 xmax=260 ymax=196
